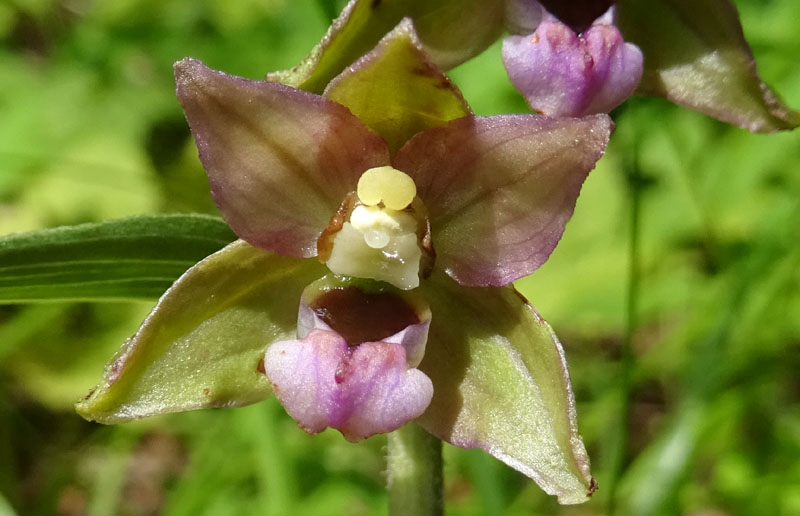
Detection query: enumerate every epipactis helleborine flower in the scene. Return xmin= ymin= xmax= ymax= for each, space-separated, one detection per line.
xmin=503 ymin=1 xmax=643 ymax=117
xmin=175 ymin=46 xmax=608 ymax=434
xmin=79 ymin=20 xmax=611 ymax=504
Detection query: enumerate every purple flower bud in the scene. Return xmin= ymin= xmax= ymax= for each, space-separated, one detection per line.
xmin=502 ymin=17 xmax=643 ymax=117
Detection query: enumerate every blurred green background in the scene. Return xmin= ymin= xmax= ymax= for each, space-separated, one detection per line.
xmin=1 ymin=0 xmax=799 ymax=514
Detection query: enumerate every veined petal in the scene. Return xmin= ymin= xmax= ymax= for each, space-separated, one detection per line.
xmin=395 ymin=115 xmax=612 ymax=287
xmin=76 ymin=241 xmax=326 ymax=423
xmin=265 ymin=330 xmax=433 ymax=442
xmin=417 ymin=273 xmax=594 ymax=504
xmin=175 ymin=58 xmax=390 ymax=257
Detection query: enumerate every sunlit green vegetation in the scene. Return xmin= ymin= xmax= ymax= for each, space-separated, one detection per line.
xmin=1 ymin=0 xmax=799 ymax=514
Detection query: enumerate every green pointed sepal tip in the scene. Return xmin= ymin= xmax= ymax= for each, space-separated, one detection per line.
xmin=76 ymin=241 xmax=326 ymax=423
xmin=417 ymin=274 xmax=596 ymax=504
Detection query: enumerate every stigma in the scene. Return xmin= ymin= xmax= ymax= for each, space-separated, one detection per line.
xmin=325 ymin=166 xmax=423 ymax=290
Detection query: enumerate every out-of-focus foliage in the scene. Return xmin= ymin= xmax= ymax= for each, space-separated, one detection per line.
xmin=0 ymin=0 xmax=798 ymax=515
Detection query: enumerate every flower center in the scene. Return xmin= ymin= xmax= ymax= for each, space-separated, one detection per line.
xmin=323 ymin=166 xmax=424 ymax=290
xmin=356 ymin=166 xmax=417 ymax=210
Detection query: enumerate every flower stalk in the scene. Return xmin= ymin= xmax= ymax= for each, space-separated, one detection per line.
xmin=606 ymin=121 xmax=642 ymax=513
xmin=387 ymin=422 xmax=443 ymax=516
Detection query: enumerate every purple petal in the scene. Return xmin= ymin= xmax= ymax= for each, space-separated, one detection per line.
xmin=503 ymin=22 xmax=591 ymax=117
xmin=175 ymin=58 xmax=390 ymax=258
xmin=265 ymin=330 xmax=433 ymax=442
xmin=580 ymin=24 xmax=643 ymax=114
xmin=394 ymin=115 xmax=612 ymax=287
xmin=502 ymin=19 xmax=642 ymax=116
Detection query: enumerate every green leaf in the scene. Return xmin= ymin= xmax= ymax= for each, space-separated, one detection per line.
xmin=324 ymin=19 xmax=470 ymax=153
xmin=76 ymin=241 xmax=326 ymax=423
xmin=417 ymin=274 xmax=594 ymax=505
xmin=269 ymin=0 xmax=505 ymax=94
xmin=617 ymin=0 xmax=799 ymax=133
xmin=0 ymin=214 xmax=236 ymax=303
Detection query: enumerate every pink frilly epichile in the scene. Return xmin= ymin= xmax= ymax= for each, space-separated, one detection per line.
xmin=265 ymin=281 xmax=433 ymax=442
xmin=503 ymin=8 xmax=643 ymax=117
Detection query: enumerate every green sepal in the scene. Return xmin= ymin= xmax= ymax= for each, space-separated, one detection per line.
xmin=76 ymin=241 xmax=326 ymax=424
xmin=0 ymin=214 xmax=236 ymax=303
xmin=417 ymin=273 xmax=595 ymax=505
xmin=268 ymin=0 xmax=504 ymax=94
xmin=617 ymin=0 xmax=799 ymax=133
xmin=324 ymin=19 xmax=470 ymax=153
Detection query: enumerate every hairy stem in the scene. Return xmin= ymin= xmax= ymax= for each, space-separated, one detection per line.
xmin=387 ymin=422 xmax=443 ymax=516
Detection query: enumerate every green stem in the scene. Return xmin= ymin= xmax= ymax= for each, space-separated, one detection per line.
xmin=387 ymin=422 xmax=443 ymax=516
xmin=606 ymin=134 xmax=642 ymax=514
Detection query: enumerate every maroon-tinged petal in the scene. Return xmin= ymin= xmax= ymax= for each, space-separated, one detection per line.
xmin=417 ymin=274 xmax=593 ymax=504
xmin=394 ymin=115 xmax=612 ymax=287
xmin=265 ymin=330 xmax=433 ymax=442
xmin=502 ymin=19 xmax=642 ymax=117
xmin=175 ymin=58 xmax=390 ymax=257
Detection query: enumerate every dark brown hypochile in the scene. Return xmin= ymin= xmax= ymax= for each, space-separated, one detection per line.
xmin=310 ymin=287 xmax=420 ymax=346
xmin=538 ymin=0 xmax=615 ymax=33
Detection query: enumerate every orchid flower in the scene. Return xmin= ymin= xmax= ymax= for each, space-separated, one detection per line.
xmin=77 ymin=21 xmax=611 ymax=503
xmin=502 ymin=1 xmax=644 ymax=117
xmin=273 ymin=0 xmax=797 ymax=133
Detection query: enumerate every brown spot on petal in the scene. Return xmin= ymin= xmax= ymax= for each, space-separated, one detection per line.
xmin=412 ymin=197 xmax=436 ymax=278
xmin=108 ymin=358 xmax=124 ymax=384
xmin=334 ymin=347 xmax=356 ymax=384
xmin=310 ymin=287 xmax=420 ymax=346
xmin=203 ymin=388 xmax=211 ymax=396
xmin=317 ymin=191 xmax=357 ymax=262
xmin=588 ymin=477 xmax=599 ymax=497
xmin=256 ymin=357 xmax=266 ymax=375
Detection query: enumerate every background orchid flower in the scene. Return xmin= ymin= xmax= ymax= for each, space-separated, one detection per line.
xmin=77 ymin=21 xmax=612 ymax=504
xmin=502 ymin=2 xmax=644 ymax=117
xmin=273 ymin=0 xmax=797 ymax=133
